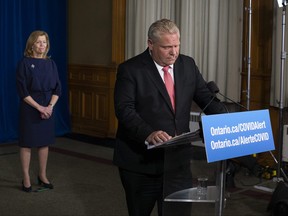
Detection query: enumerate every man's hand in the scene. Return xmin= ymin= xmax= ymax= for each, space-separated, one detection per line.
xmin=146 ymin=130 xmax=172 ymax=145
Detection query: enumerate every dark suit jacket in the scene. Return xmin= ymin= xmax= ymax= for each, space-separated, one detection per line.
xmin=113 ymin=48 xmax=226 ymax=175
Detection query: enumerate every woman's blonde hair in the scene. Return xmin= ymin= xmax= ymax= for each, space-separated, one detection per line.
xmin=24 ymin=30 xmax=50 ymax=58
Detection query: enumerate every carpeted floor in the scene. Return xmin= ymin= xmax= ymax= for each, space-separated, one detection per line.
xmin=0 ymin=135 xmax=275 ymax=216
xmin=0 ymin=139 xmax=128 ymax=216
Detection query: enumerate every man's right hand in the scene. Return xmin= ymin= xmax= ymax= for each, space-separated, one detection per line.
xmin=146 ymin=130 xmax=172 ymax=145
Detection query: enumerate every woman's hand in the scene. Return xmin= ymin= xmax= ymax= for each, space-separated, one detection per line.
xmin=39 ymin=105 xmax=53 ymax=119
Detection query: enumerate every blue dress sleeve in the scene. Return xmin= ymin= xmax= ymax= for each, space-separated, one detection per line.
xmin=16 ymin=59 xmax=30 ymax=99
xmin=51 ymin=60 xmax=62 ymax=96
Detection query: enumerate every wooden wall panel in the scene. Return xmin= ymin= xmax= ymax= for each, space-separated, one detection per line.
xmin=69 ymin=65 xmax=117 ymax=138
xmin=67 ymin=0 xmax=126 ymax=139
xmin=241 ymin=73 xmax=271 ymax=109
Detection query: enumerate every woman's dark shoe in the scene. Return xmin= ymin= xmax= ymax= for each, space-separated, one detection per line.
xmin=37 ymin=176 xmax=54 ymax=189
xmin=22 ymin=181 xmax=32 ymax=192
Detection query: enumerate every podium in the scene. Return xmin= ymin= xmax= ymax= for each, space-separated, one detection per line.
xmin=160 ymin=135 xmax=226 ymax=216
xmin=156 ymin=109 xmax=275 ymax=215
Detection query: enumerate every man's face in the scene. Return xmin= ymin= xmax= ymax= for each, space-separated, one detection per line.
xmin=148 ymin=33 xmax=180 ymax=66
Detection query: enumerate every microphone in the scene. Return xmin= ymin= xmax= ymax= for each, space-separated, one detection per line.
xmin=199 ymin=82 xmax=221 ymax=116
xmin=199 ymin=81 xmax=226 ymax=116
xmin=200 ymin=81 xmax=229 ymax=115
xmin=207 ymin=81 xmax=248 ymax=111
xmin=200 ymin=95 xmax=217 ymax=114
xmin=197 ymin=82 xmax=223 ymax=140
xmin=207 ymin=81 xmax=220 ymax=94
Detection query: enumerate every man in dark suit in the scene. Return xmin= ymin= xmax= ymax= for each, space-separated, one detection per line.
xmin=113 ymin=19 xmax=226 ymax=216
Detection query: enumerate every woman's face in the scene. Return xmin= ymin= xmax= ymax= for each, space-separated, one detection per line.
xmin=32 ymin=35 xmax=47 ymax=58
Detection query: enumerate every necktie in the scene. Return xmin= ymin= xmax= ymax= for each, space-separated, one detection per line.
xmin=162 ymin=66 xmax=175 ymax=110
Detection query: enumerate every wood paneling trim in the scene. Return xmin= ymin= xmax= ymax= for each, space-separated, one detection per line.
xmin=69 ymin=65 xmax=114 ymax=86
xmin=112 ymin=0 xmax=126 ymax=64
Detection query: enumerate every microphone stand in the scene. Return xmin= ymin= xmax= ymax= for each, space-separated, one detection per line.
xmin=277 ymin=1 xmax=286 ymax=181
xmin=246 ymin=0 xmax=252 ymax=111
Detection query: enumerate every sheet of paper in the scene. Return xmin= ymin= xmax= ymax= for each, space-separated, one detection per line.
xmin=147 ymin=129 xmax=202 ymax=149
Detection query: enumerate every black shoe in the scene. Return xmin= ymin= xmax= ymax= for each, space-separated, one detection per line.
xmin=38 ymin=176 xmax=54 ymax=189
xmin=22 ymin=181 xmax=32 ymax=192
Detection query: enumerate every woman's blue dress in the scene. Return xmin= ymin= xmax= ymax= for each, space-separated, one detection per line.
xmin=16 ymin=57 xmax=61 ymax=147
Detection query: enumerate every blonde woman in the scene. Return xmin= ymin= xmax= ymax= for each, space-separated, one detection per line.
xmin=16 ymin=30 xmax=61 ymax=192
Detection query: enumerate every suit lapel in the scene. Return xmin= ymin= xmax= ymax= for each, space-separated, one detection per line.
xmin=173 ymin=58 xmax=184 ymax=112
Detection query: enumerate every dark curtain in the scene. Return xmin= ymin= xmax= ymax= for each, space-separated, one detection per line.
xmin=0 ymin=0 xmax=71 ymax=143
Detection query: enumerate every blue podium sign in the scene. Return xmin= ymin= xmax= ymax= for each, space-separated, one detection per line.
xmin=201 ymin=109 xmax=275 ymax=163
